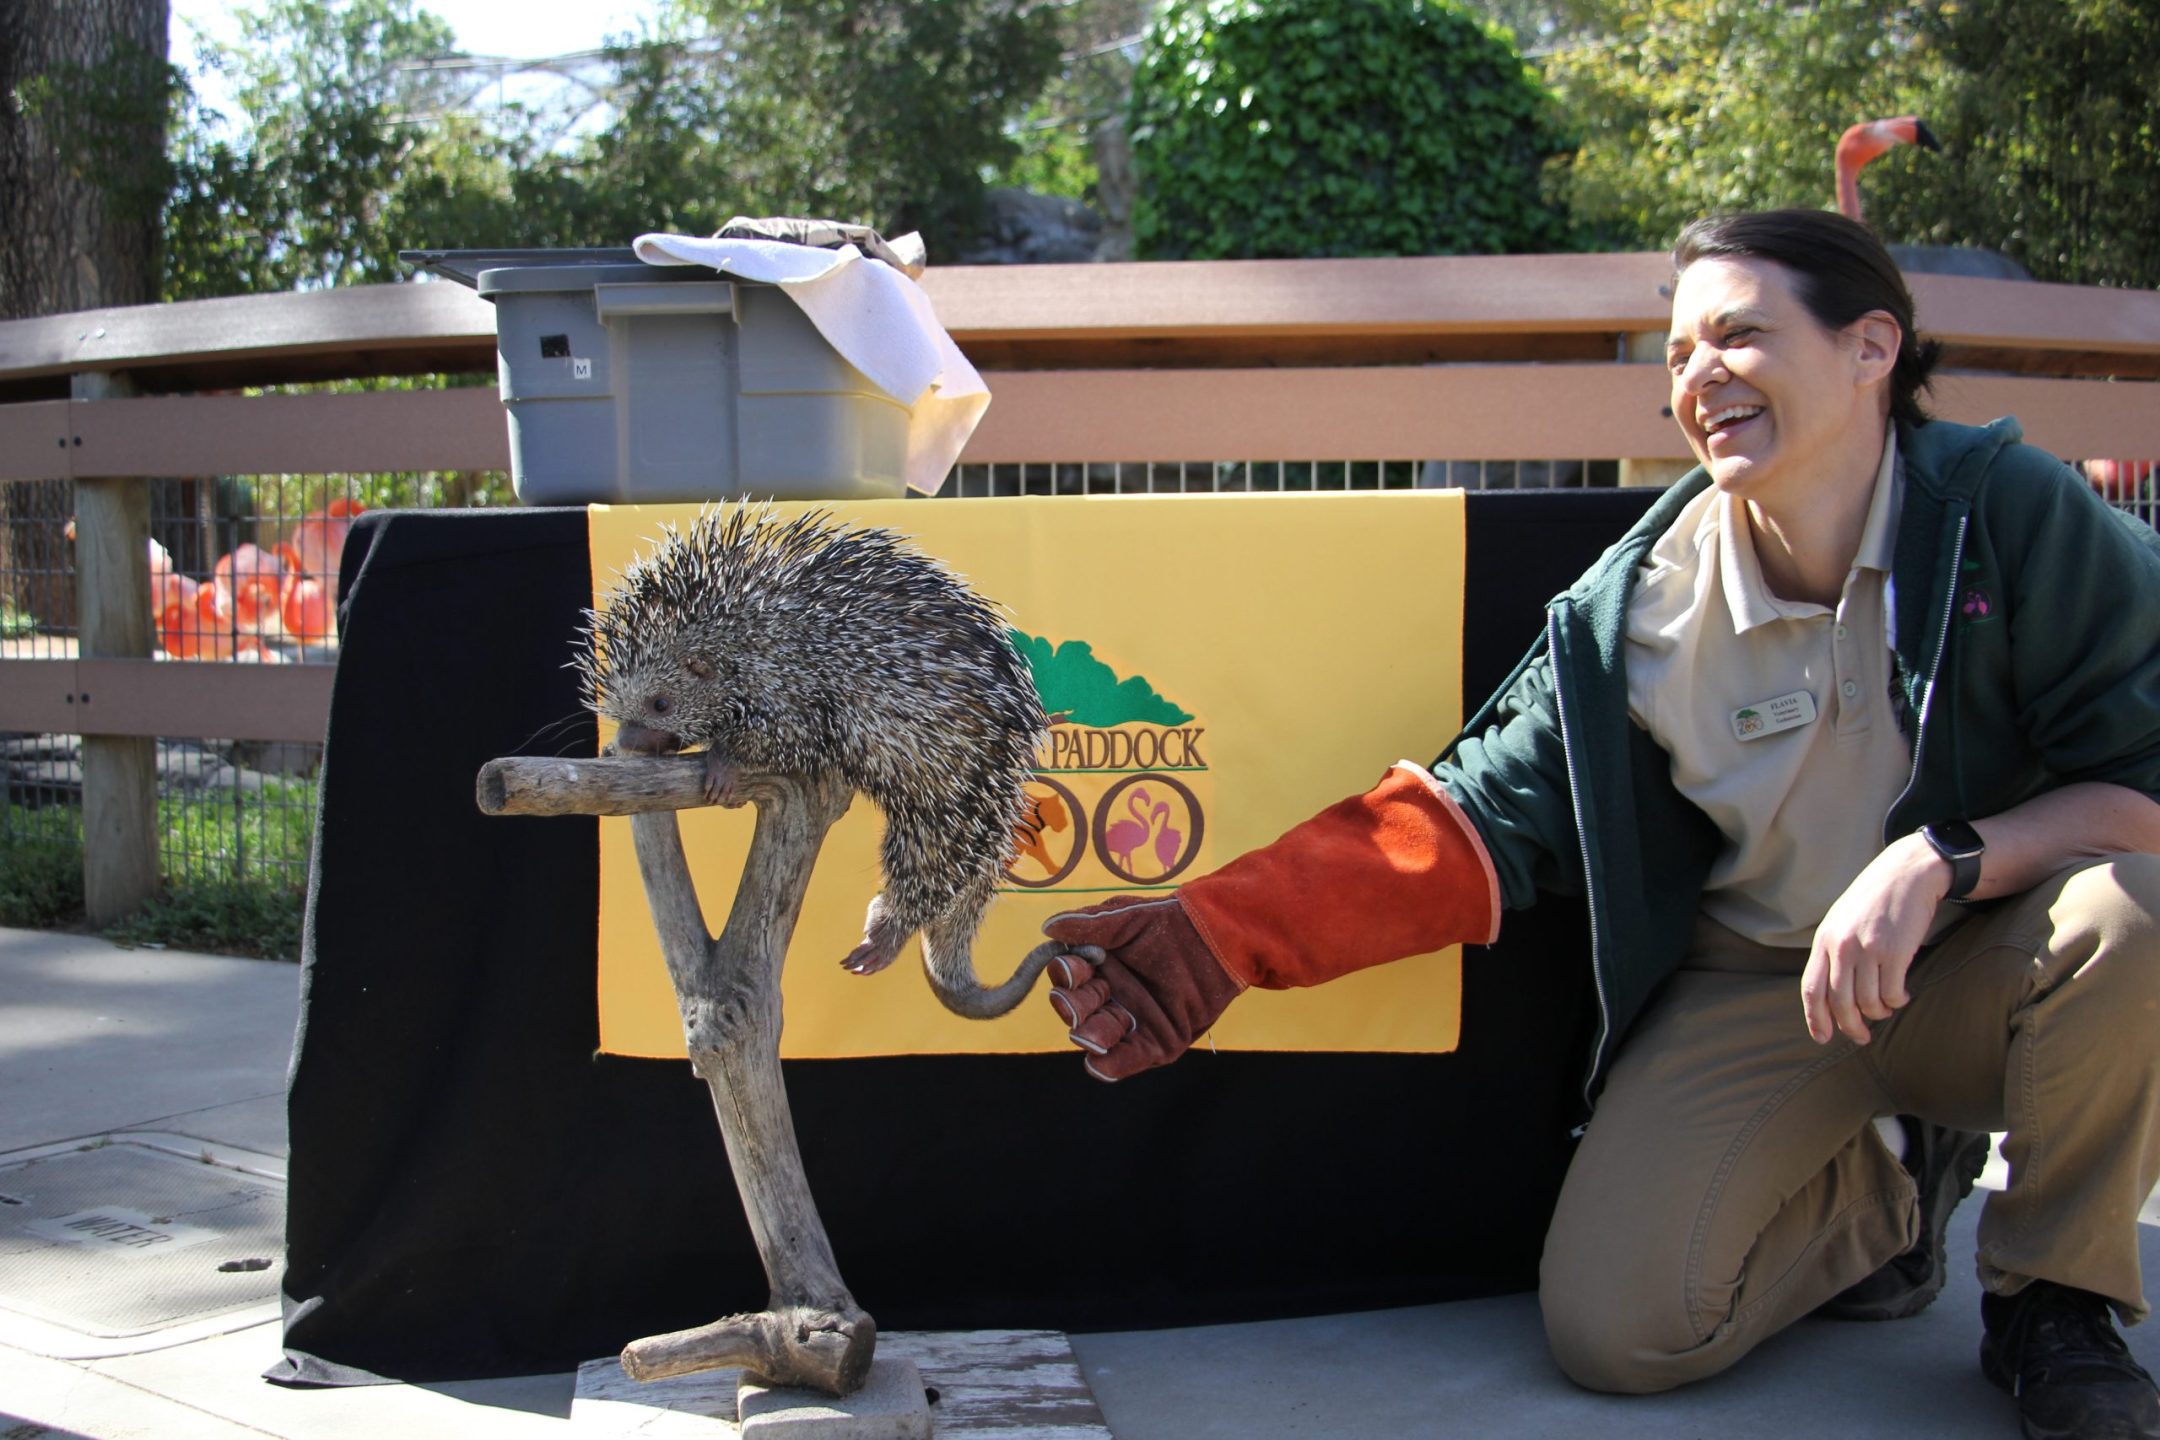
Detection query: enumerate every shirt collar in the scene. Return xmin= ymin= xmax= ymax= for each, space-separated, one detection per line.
xmin=1718 ymin=427 xmax=1901 ymax=633
xmin=1851 ymin=427 xmax=1902 ymax=574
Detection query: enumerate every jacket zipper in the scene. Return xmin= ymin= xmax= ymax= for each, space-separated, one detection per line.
xmin=1546 ymin=607 xmax=1610 ymax=1123
xmin=1883 ymin=514 xmax=1970 ymax=844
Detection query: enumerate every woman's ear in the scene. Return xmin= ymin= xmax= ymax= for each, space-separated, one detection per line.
xmin=1850 ymin=310 xmax=1902 ymax=389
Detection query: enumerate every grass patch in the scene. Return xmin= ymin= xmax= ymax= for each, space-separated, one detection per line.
xmin=158 ymin=774 xmax=315 ymax=891
xmin=0 ymin=830 xmax=88 ymax=928
xmin=105 ymin=877 xmax=306 ymax=961
xmin=2 ymin=790 xmax=308 ymax=959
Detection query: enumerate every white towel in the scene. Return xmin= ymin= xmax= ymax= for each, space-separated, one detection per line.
xmin=631 ymin=233 xmax=988 ymax=496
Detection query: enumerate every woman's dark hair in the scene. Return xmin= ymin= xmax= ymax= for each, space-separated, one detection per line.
xmin=1673 ymin=209 xmax=1942 ymax=428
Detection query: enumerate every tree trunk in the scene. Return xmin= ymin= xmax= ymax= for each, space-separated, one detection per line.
xmin=1 ymin=1 xmax=171 ymax=923
xmin=0 ymin=0 xmax=170 ymax=321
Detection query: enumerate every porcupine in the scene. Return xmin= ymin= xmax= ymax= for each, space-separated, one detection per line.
xmin=575 ymin=503 xmax=1057 ymax=1019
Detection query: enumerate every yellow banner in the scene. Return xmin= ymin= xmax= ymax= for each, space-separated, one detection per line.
xmin=591 ymin=493 xmax=1468 ymax=1059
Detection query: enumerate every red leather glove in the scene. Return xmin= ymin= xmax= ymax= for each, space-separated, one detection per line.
xmin=1044 ymin=895 xmax=1246 ymax=1083
xmin=1044 ymin=762 xmax=1501 ymax=1082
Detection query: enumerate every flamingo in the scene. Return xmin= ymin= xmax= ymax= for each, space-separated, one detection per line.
xmin=155 ymin=577 xmax=202 ymax=657
xmin=1835 ymin=116 xmax=1940 ymax=223
xmin=1153 ymin=810 xmax=1183 ymax=873
xmin=1103 ymin=787 xmax=1153 ymax=872
xmin=288 ymin=498 xmax=365 ymax=581
xmin=1106 ymin=787 xmax=1176 ymax=878
xmin=69 ymin=504 xmax=362 ymax=655
xmin=213 ymin=542 xmax=289 ymax=635
xmin=282 ymin=576 xmax=335 ymax=644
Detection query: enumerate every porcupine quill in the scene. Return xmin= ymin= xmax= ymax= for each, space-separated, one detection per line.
xmin=575 ymin=503 xmax=1056 ymax=1019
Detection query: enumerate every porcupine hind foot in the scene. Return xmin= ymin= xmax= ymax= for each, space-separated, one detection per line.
xmin=841 ymin=894 xmax=910 ymax=976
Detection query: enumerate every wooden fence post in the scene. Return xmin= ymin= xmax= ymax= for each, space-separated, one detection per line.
xmin=72 ymin=370 xmax=159 ymax=924
xmin=1617 ymin=331 xmax=1694 ymax=491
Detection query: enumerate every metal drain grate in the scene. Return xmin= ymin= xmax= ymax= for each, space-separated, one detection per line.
xmin=0 ymin=1139 xmax=283 ymax=1341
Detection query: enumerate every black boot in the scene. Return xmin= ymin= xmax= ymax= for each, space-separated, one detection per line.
xmin=1981 ymin=1280 xmax=2160 ymax=1440
xmin=1820 ymin=1118 xmax=1992 ymax=1321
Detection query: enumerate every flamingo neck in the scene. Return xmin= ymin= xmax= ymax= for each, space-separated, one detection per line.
xmin=1835 ymin=121 xmax=1901 ymax=222
xmin=1835 ymin=162 xmax=1865 ymax=221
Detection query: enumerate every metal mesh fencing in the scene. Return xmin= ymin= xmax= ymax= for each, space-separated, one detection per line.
xmin=2079 ymin=459 xmax=2158 ymax=531
xmin=2 ymin=479 xmax=88 ymax=916
xmin=0 ymin=479 xmax=74 ymax=659
xmin=929 ymin=458 xmax=1623 ymax=497
xmin=1 ymin=463 xmax=511 ymax=910
xmin=151 ymin=736 xmax=321 ymax=891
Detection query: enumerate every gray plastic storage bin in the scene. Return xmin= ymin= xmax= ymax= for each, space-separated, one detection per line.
xmin=435 ymin=253 xmax=910 ymax=504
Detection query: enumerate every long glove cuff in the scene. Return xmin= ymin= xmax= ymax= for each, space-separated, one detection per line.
xmin=1177 ymin=761 xmax=1502 ymax=990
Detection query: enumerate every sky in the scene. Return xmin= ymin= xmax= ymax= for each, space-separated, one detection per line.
xmin=169 ymin=0 xmax=668 ymax=125
xmin=170 ymin=0 xmax=666 ymax=66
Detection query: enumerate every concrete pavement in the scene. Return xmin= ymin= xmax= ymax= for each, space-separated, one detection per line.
xmin=4 ymin=923 xmax=2159 ymax=1438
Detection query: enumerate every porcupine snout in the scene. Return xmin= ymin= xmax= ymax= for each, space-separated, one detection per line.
xmin=613 ymin=720 xmax=681 ymax=755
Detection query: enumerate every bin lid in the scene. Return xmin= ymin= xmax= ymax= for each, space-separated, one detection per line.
xmin=398 ymin=247 xmax=642 ymax=289
xmin=474 ymin=262 xmax=729 ymax=298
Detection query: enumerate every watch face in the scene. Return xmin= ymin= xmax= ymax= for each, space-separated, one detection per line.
xmin=1924 ymin=820 xmax=1985 ymax=901
xmin=1928 ymin=820 xmax=1985 ymax=859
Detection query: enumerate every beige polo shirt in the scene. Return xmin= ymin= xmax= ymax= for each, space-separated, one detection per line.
xmin=1624 ymin=434 xmax=1914 ymax=950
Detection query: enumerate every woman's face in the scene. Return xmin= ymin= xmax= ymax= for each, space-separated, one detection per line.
xmin=1666 ymin=255 xmax=1895 ymax=513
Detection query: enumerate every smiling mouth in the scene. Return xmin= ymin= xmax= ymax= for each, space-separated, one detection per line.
xmin=1701 ymin=405 xmax=1764 ymax=439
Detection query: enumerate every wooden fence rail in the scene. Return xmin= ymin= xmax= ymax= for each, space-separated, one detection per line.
xmin=2 ymin=252 xmax=2156 ymax=918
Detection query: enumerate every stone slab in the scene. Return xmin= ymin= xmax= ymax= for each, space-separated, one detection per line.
xmin=572 ymin=1355 xmax=741 ymax=1436
xmin=738 ymin=1358 xmax=930 ymax=1440
xmin=876 ymin=1329 xmax=1110 ymax=1437
xmin=572 ymin=1331 xmax=1109 ymax=1438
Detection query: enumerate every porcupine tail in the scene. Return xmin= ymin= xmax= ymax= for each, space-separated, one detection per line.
xmin=921 ymin=897 xmax=1064 ymax=1019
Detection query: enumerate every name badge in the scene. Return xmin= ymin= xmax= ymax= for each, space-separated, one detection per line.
xmin=1732 ymin=690 xmax=1817 ymax=742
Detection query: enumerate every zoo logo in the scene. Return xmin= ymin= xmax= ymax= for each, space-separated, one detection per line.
xmin=1001 ymin=634 xmax=1209 ymax=893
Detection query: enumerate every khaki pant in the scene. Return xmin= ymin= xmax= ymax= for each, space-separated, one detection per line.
xmin=1539 ymin=855 xmax=2160 ymax=1394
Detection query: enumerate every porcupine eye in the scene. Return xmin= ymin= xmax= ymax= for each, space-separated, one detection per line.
xmin=648 ymin=694 xmax=673 ymax=717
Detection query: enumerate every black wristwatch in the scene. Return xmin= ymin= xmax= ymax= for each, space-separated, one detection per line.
xmin=1920 ymin=820 xmax=1986 ymax=901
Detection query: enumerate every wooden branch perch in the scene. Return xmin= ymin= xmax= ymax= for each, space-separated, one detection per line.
xmin=477 ymin=752 xmax=875 ymax=1396
xmin=476 ymin=753 xmax=714 ymax=817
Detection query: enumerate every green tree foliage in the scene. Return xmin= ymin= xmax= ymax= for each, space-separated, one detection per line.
xmin=1912 ymin=0 xmax=2160 ymax=288
xmin=1542 ymin=0 xmax=1940 ymax=251
xmin=1126 ymin=0 xmax=1573 ymax=260
xmin=480 ymin=15 xmax=738 ymax=251
xmin=987 ymin=0 xmax=1151 ymax=205
xmin=166 ymin=0 xmax=520 ymax=296
xmin=1545 ymin=0 xmax=2160 ymax=288
xmin=163 ymin=0 xmax=1068 ymax=298
xmin=1457 ymin=0 xmax=1593 ymax=53
xmin=682 ymin=0 xmax=1064 ymax=246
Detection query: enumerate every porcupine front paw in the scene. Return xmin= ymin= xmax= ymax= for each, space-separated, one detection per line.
xmin=701 ymin=750 xmax=745 ymax=807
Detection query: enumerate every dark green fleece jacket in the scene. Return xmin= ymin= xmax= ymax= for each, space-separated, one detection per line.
xmin=1435 ymin=417 xmax=2160 ymax=1115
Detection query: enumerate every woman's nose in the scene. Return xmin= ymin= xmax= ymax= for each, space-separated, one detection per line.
xmin=1680 ymin=347 xmax=1726 ymax=393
